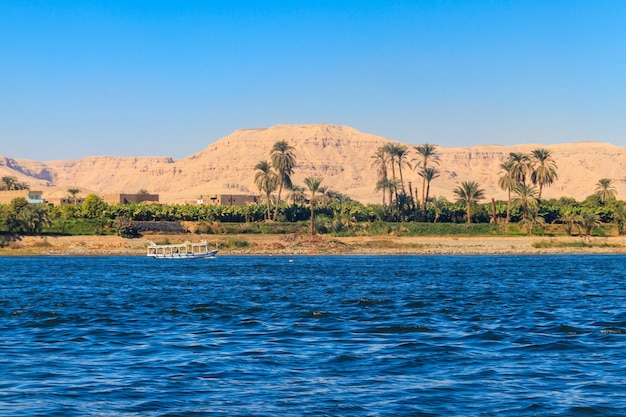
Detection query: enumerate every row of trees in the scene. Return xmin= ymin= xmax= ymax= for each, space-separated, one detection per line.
xmin=2 ymin=140 xmax=624 ymax=237
xmin=2 ymin=190 xmax=626 ymax=236
xmin=1 ymin=176 xmax=30 ymax=191
xmin=369 ymin=142 xmax=621 ymax=228
xmin=254 ymin=140 xmax=327 ymax=234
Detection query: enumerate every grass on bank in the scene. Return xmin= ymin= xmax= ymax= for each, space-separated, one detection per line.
xmin=532 ymin=239 xmax=624 ymax=249
xmin=0 ymin=218 xmax=618 ymax=239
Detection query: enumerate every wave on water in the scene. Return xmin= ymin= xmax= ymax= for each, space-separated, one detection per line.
xmin=1 ymin=255 xmax=626 ymax=416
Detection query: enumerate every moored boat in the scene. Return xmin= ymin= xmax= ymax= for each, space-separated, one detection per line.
xmin=147 ymin=240 xmax=218 ymax=259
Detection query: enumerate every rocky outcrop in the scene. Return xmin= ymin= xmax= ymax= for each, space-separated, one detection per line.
xmin=1 ymin=124 xmax=625 ymax=203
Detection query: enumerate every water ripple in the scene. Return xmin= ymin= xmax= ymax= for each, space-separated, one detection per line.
xmin=2 ymin=255 xmax=626 ymax=416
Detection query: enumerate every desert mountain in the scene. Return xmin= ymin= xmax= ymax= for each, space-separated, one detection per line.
xmin=1 ymin=123 xmax=625 ymax=204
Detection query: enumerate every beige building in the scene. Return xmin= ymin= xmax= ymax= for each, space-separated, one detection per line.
xmin=104 ymin=193 xmax=160 ymax=205
xmin=45 ymin=196 xmax=85 ymax=206
xmin=0 ymin=190 xmax=45 ymax=204
xmin=197 ymin=194 xmax=259 ymax=206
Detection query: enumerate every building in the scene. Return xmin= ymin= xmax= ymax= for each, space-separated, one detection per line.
xmin=45 ymin=197 xmax=85 ymax=206
xmin=0 ymin=190 xmax=45 ymax=204
xmin=197 ymin=194 xmax=259 ymax=206
xmin=103 ymin=193 xmax=160 ymax=205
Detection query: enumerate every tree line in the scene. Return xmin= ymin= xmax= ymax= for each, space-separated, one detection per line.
xmin=1 ymin=142 xmax=626 ymax=237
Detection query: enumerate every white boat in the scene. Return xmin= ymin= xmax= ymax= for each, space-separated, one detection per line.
xmin=147 ymin=240 xmax=218 ymax=259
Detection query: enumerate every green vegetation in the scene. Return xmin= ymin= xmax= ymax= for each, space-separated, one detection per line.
xmin=0 ymin=176 xmax=29 ymax=191
xmin=532 ymin=240 xmax=622 ymax=249
xmin=2 ymin=141 xmax=626 ymax=241
xmin=0 ymin=195 xmax=624 ymax=239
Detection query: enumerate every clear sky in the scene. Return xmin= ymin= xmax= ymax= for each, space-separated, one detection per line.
xmin=2 ymin=0 xmax=625 ymax=161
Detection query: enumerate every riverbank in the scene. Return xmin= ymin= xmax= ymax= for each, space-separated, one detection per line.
xmin=2 ymin=234 xmax=626 ymax=256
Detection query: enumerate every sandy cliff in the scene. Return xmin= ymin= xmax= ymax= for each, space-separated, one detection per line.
xmin=1 ymin=124 xmax=625 ymax=203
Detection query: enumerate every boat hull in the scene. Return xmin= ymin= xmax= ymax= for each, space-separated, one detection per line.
xmin=149 ymin=249 xmax=218 ymax=259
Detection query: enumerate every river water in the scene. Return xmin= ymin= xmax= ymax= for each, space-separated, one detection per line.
xmin=1 ymin=255 xmax=626 ymax=416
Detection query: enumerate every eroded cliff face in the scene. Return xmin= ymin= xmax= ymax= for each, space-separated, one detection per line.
xmin=2 ymin=124 xmax=625 ymax=203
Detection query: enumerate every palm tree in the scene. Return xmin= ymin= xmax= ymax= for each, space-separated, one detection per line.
xmin=580 ymin=212 xmax=601 ymax=236
xmin=530 ymin=148 xmax=558 ymax=199
xmin=67 ymin=188 xmax=81 ymax=206
xmin=304 ymin=176 xmax=323 ymax=236
xmin=507 ymin=152 xmax=532 ymax=186
xmin=289 ymin=185 xmax=306 ymax=206
xmin=453 ymin=181 xmax=485 ymax=223
xmin=498 ymin=161 xmax=516 ymax=223
xmin=1 ymin=176 xmax=18 ymax=190
xmin=390 ymin=144 xmax=411 ymax=194
xmin=371 ymin=146 xmax=390 ymax=205
xmin=513 ymin=183 xmax=539 ymax=220
xmin=254 ymin=160 xmax=278 ymax=221
xmin=375 ymin=177 xmax=398 ymax=210
xmin=419 ymin=167 xmax=439 ymax=221
xmin=270 ymin=140 xmax=296 ymax=221
xmin=594 ymin=178 xmax=617 ymax=203
xmin=613 ymin=204 xmax=626 ymax=235
xmin=430 ymin=196 xmax=448 ymax=223
xmin=558 ymin=213 xmax=583 ymax=236
xmin=518 ymin=206 xmax=545 ymax=235
xmin=383 ymin=143 xmax=401 ymax=200
xmin=17 ymin=204 xmax=52 ymax=234
xmin=413 ymin=143 xmax=439 ymax=218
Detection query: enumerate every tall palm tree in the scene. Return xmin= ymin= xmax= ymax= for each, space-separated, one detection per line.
xmin=254 ymin=160 xmax=278 ymax=221
xmin=67 ymin=188 xmax=81 ymax=206
xmin=391 ymin=144 xmax=411 ymax=194
xmin=413 ymin=143 xmax=439 ymax=217
xmin=375 ymin=178 xmax=395 ymax=208
xmin=419 ymin=167 xmax=439 ymax=221
xmin=507 ymin=152 xmax=533 ymax=186
xmin=270 ymin=140 xmax=296 ymax=221
xmin=371 ymin=146 xmax=390 ymax=205
xmin=453 ymin=181 xmax=485 ymax=224
xmin=531 ymin=148 xmax=558 ymax=199
xmin=498 ymin=161 xmax=516 ymax=223
xmin=595 ymin=178 xmax=617 ymax=203
xmin=383 ymin=143 xmax=401 ymax=200
xmin=304 ymin=176 xmax=323 ymax=236
xmin=513 ymin=183 xmax=539 ymax=220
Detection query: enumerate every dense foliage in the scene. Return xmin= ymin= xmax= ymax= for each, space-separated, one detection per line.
xmin=2 ymin=141 xmax=625 ymax=239
xmin=1 ymin=192 xmax=625 ymax=238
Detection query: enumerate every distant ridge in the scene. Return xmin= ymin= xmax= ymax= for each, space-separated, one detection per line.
xmin=1 ymin=124 xmax=625 ymax=203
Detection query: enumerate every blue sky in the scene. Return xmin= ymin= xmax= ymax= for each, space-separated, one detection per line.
xmin=2 ymin=0 xmax=625 ymax=161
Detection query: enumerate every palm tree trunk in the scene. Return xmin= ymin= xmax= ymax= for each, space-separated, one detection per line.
xmin=273 ymin=183 xmax=283 ymax=221
xmin=422 ymin=181 xmax=431 ymax=222
xmin=310 ymin=200 xmax=315 ymax=235
xmin=506 ymin=189 xmax=511 ymax=223
xmin=467 ymin=203 xmax=472 ymax=223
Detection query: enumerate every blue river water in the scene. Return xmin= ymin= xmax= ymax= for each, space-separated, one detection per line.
xmin=1 ymin=255 xmax=626 ymax=416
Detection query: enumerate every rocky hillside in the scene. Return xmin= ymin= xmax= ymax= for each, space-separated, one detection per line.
xmin=1 ymin=124 xmax=625 ymax=204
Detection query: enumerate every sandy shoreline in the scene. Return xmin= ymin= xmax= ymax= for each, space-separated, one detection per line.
xmin=2 ymin=234 xmax=626 ymax=256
